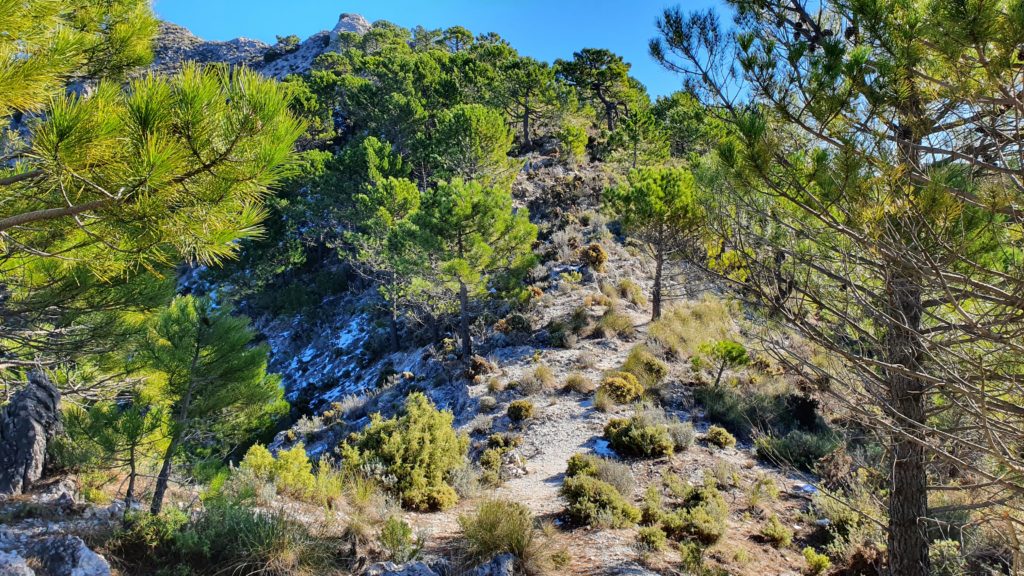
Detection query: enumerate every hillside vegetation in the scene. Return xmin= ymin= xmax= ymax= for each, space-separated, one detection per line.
xmin=1 ymin=1 xmax=1023 ymax=576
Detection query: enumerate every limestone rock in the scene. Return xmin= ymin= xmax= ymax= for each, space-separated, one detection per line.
xmin=471 ymin=554 xmax=516 ymax=576
xmin=365 ymin=561 xmax=440 ymax=576
xmin=0 ymin=551 xmax=34 ymax=576
xmin=332 ymin=13 xmax=372 ymax=36
xmin=0 ymin=373 xmax=61 ymax=497
xmin=27 ymin=536 xmax=110 ymax=576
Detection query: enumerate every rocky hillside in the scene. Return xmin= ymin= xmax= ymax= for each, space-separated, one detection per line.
xmin=0 ymin=11 xmax=852 ymax=576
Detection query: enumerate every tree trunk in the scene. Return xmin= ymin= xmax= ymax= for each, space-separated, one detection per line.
xmin=458 ymin=281 xmax=472 ymax=358
xmin=126 ymin=445 xmax=137 ymax=507
xmin=150 ymin=431 xmax=181 ymax=515
xmin=522 ymin=98 xmax=532 ymax=147
xmin=389 ymin=301 xmax=400 ymax=353
xmin=652 ymin=248 xmax=664 ymax=321
xmin=884 ymin=267 xmax=929 ymax=576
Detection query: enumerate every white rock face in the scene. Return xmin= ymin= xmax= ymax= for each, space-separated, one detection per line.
xmin=332 ymin=13 xmax=372 ymax=36
xmin=152 ymin=13 xmax=372 ymax=79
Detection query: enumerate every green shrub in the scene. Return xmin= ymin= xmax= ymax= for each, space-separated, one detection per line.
xmin=802 ymin=546 xmax=832 ymax=575
xmin=667 ymin=421 xmax=695 ymax=451
xmin=557 ymin=122 xmax=588 ymax=165
xmin=621 ymin=345 xmax=668 ymax=387
xmin=564 ymin=453 xmax=635 ymax=496
xmin=640 ymin=486 xmax=665 ymax=526
xmin=755 ymin=430 xmax=839 ymax=472
xmin=380 ymin=516 xmax=424 ymax=563
xmin=341 ymin=392 xmax=469 ymax=511
xmin=111 ymin=498 xmax=337 ymax=575
xmin=508 ymin=400 xmax=535 ymax=422
xmin=748 ymin=474 xmax=780 ymax=507
xmin=760 ymin=514 xmax=793 ymax=547
xmin=604 ymin=416 xmax=674 ymax=457
xmin=661 ymin=482 xmax=728 ymax=545
xmin=488 ymin=433 xmax=523 ymax=450
xmin=599 ymin=371 xmax=644 ymax=403
xmin=480 ymin=448 xmax=504 ymax=473
xmin=239 ymin=443 xmax=276 ymax=480
xmin=636 ymin=526 xmax=668 ymax=552
xmin=581 ymin=243 xmax=608 ymax=272
xmin=560 ymin=475 xmax=640 ymax=528
xmin=274 ymin=443 xmax=315 ymax=499
xmin=929 ymin=539 xmax=966 ymax=576
xmin=705 ymin=425 xmax=736 ymax=449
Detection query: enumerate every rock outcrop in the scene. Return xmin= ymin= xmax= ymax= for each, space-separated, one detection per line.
xmin=0 ymin=373 xmax=61 ymax=497
xmin=0 ymin=535 xmax=110 ymax=576
xmin=152 ymin=13 xmax=372 ymax=80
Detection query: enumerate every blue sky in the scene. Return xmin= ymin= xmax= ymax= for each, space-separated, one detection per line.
xmin=152 ymin=0 xmax=723 ymax=98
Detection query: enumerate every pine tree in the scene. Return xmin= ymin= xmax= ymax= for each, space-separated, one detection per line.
xmin=0 ymin=2 xmax=303 ymax=376
xmin=653 ymin=2 xmax=1024 ymax=572
xmin=606 ymin=167 xmax=705 ymax=319
xmin=412 ymin=179 xmax=537 ymax=358
xmin=137 ymin=296 xmax=286 ymax=514
xmin=555 ymin=48 xmax=634 ymax=131
xmin=427 ymin=104 xmax=520 ymax=187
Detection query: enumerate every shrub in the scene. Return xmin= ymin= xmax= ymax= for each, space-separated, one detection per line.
xmin=705 ymin=426 xmax=736 ymax=449
xmin=564 ymin=453 xmax=635 ymax=496
xmin=459 ymin=499 xmax=568 ymax=575
xmin=113 ymin=498 xmax=337 ymax=575
xmin=617 ymin=279 xmax=647 ymax=307
xmin=380 ymin=516 xmax=424 ymax=563
xmin=274 ymin=444 xmax=316 ymax=499
xmin=662 ymin=487 xmax=728 ymax=546
xmin=929 ymin=539 xmax=966 ymax=576
xmin=563 ymin=372 xmax=595 ymax=394
xmin=556 ymin=122 xmax=588 ymax=165
xmin=599 ymin=371 xmax=644 ymax=403
xmin=480 ymin=448 xmax=504 ymax=473
xmin=748 ymin=474 xmax=780 ymax=507
xmin=761 ymin=514 xmax=793 ymax=547
xmin=581 ymin=243 xmax=608 ymax=272
xmin=597 ymin=309 xmax=636 ymax=339
xmin=488 ymin=432 xmax=523 ymax=450
xmin=802 ymin=546 xmax=832 ymax=575
xmin=604 ymin=416 xmax=674 ymax=458
xmin=560 ymin=475 xmax=640 ymax=528
xmin=240 ymin=444 xmax=276 ymax=480
xmin=621 ymin=345 xmax=668 ymax=388
xmin=667 ymin=421 xmax=695 ymax=451
xmin=636 ymin=526 xmax=667 ymax=552
xmin=755 ymin=430 xmax=840 ymax=472
xmin=496 ymin=313 xmax=531 ymax=334
xmin=341 ymin=392 xmax=469 ymax=511
xmin=508 ymin=400 xmax=535 ymax=422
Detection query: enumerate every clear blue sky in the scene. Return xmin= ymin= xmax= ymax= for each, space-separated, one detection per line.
xmin=152 ymin=0 xmax=723 ymax=98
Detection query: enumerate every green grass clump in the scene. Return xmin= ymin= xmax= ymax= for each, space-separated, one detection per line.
xmin=755 ymin=430 xmax=840 ymax=472
xmin=459 ymin=499 xmax=569 ymax=575
xmin=648 ymin=297 xmax=735 ymax=358
xmin=621 ymin=345 xmax=668 ymax=388
xmin=563 ymin=372 xmax=595 ymax=394
xmin=617 ymin=279 xmax=647 ymax=307
xmin=597 ymin=309 xmax=636 ymax=339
